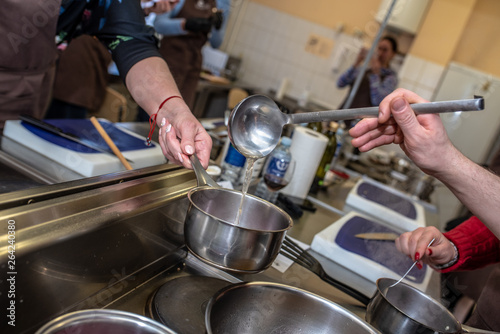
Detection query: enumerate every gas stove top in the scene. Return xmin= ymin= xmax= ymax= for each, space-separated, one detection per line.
xmin=105 ymin=252 xmax=241 ymax=333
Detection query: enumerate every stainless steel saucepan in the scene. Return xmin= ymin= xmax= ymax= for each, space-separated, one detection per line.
xmin=205 ymin=281 xmax=382 ymax=334
xmin=366 ymin=278 xmax=496 ymax=334
xmin=184 ymin=155 xmax=293 ymax=273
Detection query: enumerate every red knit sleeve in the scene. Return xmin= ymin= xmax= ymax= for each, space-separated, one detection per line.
xmin=441 ymin=216 xmax=500 ymax=273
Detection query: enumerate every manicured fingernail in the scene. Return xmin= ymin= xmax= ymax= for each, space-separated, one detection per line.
xmin=415 ymin=252 xmax=420 ymax=261
xmin=159 ymin=127 xmax=162 ymax=136
xmin=428 ymin=248 xmax=433 ymax=256
xmin=178 ymin=152 xmax=184 ymax=162
xmin=185 ymin=145 xmax=194 ymax=155
xmin=165 ymin=124 xmax=172 ymax=133
xmin=160 ymin=118 xmax=166 ymax=127
xmin=417 ymin=262 xmax=423 ymax=270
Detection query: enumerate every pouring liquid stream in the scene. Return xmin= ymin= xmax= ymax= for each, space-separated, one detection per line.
xmin=234 ymin=157 xmax=257 ymax=226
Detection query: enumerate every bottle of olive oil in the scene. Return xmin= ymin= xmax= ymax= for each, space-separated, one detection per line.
xmin=310 ymin=122 xmax=339 ymax=192
xmin=306 ymin=121 xmax=323 ymax=134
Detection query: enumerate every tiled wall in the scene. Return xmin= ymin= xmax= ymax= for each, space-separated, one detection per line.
xmin=224 ymin=2 xmax=445 ymax=108
xmin=398 ymin=54 xmax=445 ymax=101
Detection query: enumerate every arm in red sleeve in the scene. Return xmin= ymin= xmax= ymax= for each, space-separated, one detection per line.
xmin=441 ymin=216 xmax=500 ymax=273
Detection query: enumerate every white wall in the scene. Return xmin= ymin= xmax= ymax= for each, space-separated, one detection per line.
xmin=224 ymin=2 xmax=360 ymax=109
xmin=223 ymin=3 xmax=446 ymax=110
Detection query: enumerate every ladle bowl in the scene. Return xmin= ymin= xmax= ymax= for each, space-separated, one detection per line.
xmin=228 ymin=94 xmax=484 ymax=159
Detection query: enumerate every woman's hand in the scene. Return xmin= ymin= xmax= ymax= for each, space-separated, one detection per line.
xmin=395 ymin=226 xmax=457 ymax=269
xmin=156 ymin=103 xmax=212 ymax=169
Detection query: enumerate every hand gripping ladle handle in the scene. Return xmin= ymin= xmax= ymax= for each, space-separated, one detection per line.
xmin=288 ymin=97 xmax=484 ymax=124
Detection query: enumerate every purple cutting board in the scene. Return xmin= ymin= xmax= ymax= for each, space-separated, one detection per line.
xmin=335 ymin=215 xmax=427 ymax=283
xmin=356 ymin=182 xmax=417 ymax=219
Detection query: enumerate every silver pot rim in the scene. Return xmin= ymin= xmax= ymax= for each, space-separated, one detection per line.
xmin=206 ymin=281 xmax=381 ymax=334
xmin=374 ymin=277 xmax=461 ymax=333
xmin=187 ymin=186 xmax=293 ymax=232
xmin=35 ymin=309 xmax=176 ymax=334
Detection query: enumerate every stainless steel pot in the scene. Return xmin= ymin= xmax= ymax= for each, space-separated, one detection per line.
xmin=35 ymin=309 xmax=176 ymax=334
xmin=205 ymin=281 xmax=382 ymax=334
xmin=185 ymin=186 xmax=292 ymax=273
xmin=184 ymin=155 xmax=293 ymax=273
xmin=366 ymin=278 xmax=496 ymax=334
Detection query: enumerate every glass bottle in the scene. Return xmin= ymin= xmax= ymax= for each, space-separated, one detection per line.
xmin=306 ymin=121 xmax=323 ymax=133
xmin=310 ymin=122 xmax=339 ymax=192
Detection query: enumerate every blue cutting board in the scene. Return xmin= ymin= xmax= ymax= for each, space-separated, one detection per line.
xmin=21 ymin=119 xmax=156 ymax=153
xmin=3 ymin=119 xmax=166 ymax=177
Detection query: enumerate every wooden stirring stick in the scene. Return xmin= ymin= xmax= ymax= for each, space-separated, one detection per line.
xmin=89 ymin=116 xmax=133 ymax=170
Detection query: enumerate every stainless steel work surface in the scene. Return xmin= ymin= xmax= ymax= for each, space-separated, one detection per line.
xmin=0 ymin=155 xmax=441 ymax=333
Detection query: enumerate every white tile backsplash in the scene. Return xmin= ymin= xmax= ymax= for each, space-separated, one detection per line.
xmin=419 ymin=61 xmax=445 ymax=89
xmin=225 ymin=3 xmax=445 ymax=108
xmin=399 ymin=54 xmax=425 ymax=83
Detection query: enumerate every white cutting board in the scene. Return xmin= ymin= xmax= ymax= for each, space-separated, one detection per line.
xmin=3 ymin=119 xmax=166 ymax=177
xmin=311 ymin=211 xmax=432 ymax=292
xmin=344 ymin=177 xmax=426 ymax=233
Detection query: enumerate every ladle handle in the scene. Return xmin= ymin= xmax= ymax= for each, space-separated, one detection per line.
xmin=289 ymin=97 xmax=484 ymax=124
xmin=189 ymin=154 xmax=220 ymax=188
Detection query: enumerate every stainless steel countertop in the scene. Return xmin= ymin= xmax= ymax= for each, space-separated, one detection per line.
xmin=0 ymin=120 xmax=441 ymax=326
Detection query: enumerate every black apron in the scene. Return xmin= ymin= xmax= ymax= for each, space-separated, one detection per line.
xmin=0 ymin=0 xmax=61 ymax=129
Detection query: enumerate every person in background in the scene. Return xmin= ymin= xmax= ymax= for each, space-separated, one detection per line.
xmin=44 ymin=34 xmax=112 ymax=119
xmin=0 ymin=0 xmax=211 ymax=169
xmin=143 ymin=0 xmax=178 ymax=16
xmin=349 ymin=88 xmax=500 ymax=331
xmin=337 ymin=36 xmax=398 ymax=110
xmin=152 ymin=0 xmax=232 ymax=109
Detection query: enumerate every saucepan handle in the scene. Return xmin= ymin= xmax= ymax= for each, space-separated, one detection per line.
xmin=190 ymin=154 xmax=220 ymax=188
xmin=461 ymin=324 xmax=498 ymax=333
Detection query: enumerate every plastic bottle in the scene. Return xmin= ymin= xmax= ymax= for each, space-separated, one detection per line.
xmin=254 ymin=137 xmax=292 ymax=203
xmin=219 ymin=143 xmax=246 ymax=186
xmin=310 ymin=122 xmax=338 ymax=192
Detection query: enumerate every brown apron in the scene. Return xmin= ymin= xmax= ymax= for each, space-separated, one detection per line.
xmin=465 ymin=264 xmax=500 ymax=331
xmin=158 ymin=0 xmax=215 ymax=109
xmin=52 ymin=35 xmax=112 ymax=111
xmin=0 ymin=0 xmax=61 ymax=130
xmin=339 ymin=70 xmax=376 ymax=109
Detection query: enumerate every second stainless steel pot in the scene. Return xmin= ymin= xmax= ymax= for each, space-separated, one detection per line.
xmin=366 ymin=278 xmax=496 ymax=334
xmin=205 ymin=281 xmax=381 ymax=334
xmin=185 ymin=186 xmax=292 ymax=273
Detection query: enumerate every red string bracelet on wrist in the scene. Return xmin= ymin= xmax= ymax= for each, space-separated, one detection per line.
xmin=146 ymin=95 xmax=182 ymax=146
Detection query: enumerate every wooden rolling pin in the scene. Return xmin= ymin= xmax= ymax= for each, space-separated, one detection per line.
xmin=90 ymin=116 xmax=133 ymax=170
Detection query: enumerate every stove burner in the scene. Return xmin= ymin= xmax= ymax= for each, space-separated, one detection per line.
xmin=147 ymin=276 xmax=231 ymax=334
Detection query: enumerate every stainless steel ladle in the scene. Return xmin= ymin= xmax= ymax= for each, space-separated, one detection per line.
xmin=228 ymin=94 xmax=484 ymax=159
